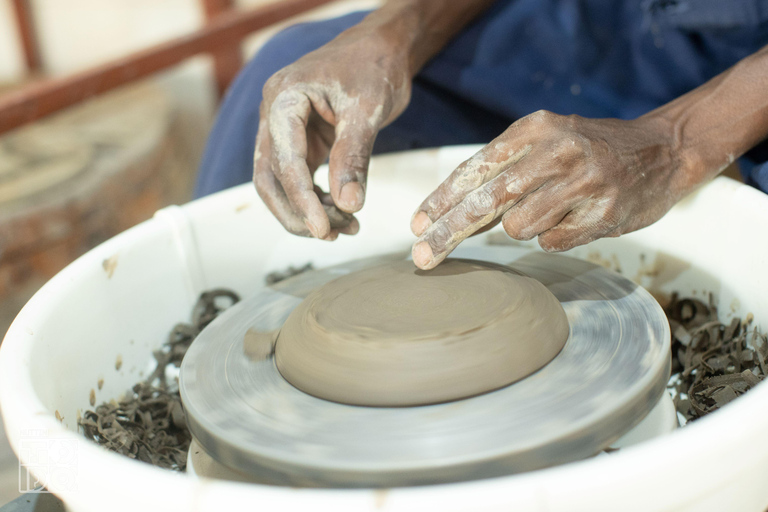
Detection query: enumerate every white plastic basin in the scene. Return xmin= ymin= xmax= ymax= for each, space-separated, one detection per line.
xmin=1 ymin=145 xmax=767 ymax=512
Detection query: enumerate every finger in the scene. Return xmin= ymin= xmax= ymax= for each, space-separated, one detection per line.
xmin=470 ymin=217 xmax=502 ymax=237
xmin=537 ymin=207 xmax=617 ymax=252
xmin=412 ymin=171 xmax=527 ymax=270
xmin=322 ymin=229 xmax=340 ymax=242
xmin=269 ymin=90 xmax=331 ymax=239
xmin=410 ymin=131 xmax=534 ymax=237
xmin=338 ymin=217 xmax=360 ymax=235
xmin=328 ymin=114 xmax=378 ymax=213
xmin=323 ymin=204 xmax=356 ymax=230
xmin=317 ymin=188 xmax=358 ymax=233
xmin=253 ymin=121 xmax=311 ymax=236
xmin=501 ymin=185 xmax=575 ymax=241
xmin=412 ymin=148 xmax=553 ymax=269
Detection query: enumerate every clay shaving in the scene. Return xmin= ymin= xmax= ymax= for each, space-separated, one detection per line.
xmin=79 ymin=289 xmax=239 ymax=470
xmin=665 ymin=293 xmax=766 ymax=424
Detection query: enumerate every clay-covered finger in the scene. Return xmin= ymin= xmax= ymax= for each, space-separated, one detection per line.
xmin=411 ymin=155 xmax=552 ymax=269
xmin=316 ymin=188 xmax=358 ymax=233
xmin=537 ymin=208 xmax=616 ymax=252
xmin=328 ymin=116 xmax=378 ymax=213
xmin=321 ymin=229 xmax=340 ymax=242
xmin=253 ymin=124 xmax=310 ymax=236
xmin=410 ymin=136 xmax=534 ymax=237
xmin=337 ymin=217 xmax=360 ymax=235
xmin=269 ymin=90 xmax=331 ymax=238
xmin=412 ymin=182 xmax=508 ymax=270
xmin=501 ymin=187 xmax=574 ymax=241
xmin=470 ymin=217 xmax=502 ymax=238
xmin=323 ymin=204 xmax=356 ymax=230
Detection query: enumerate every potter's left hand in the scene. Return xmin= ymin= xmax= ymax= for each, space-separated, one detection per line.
xmin=410 ymin=42 xmax=768 ymax=270
xmin=410 ymin=110 xmax=687 ymax=269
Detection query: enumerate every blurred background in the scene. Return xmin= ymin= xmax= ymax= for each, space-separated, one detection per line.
xmin=0 ymin=0 xmax=377 ymax=506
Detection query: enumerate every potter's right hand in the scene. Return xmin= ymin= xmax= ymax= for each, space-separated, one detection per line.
xmin=252 ymin=25 xmax=411 ymax=241
xmin=253 ymin=1 xmax=498 ymax=240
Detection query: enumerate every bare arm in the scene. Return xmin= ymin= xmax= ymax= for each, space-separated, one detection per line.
xmin=368 ymin=0 xmax=498 ymax=75
xmin=410 ymin=44 xmax=768 ymax=269
xmin=650 ymin=44 xmax=768 ymax=192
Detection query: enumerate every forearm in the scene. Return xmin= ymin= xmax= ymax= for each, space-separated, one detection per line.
xmin=347 ymin=0 xmax=497 ymax=75
xmin=646 ymin=44 xmax=768 ymax=193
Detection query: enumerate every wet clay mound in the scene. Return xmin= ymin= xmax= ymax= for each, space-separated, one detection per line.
xmin=275 ymin=259 xmax=569 ymax=407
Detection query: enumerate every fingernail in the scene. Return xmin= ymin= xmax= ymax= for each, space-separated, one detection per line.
xmin=410 ymin=211 xmax=432 ymax=236
xmin=412 ymin=241 xmax=434 ymax=269
xmin=339 ymin=182 xmax=364 ymax=212
xmin=304 ymin=219 xmax=319 ymax=238
xmin=321 ymin=230 xmax=339 ymax=242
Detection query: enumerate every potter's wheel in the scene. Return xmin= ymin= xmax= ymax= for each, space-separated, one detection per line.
xmin=179 ymin=246 xmax=670 ymax=487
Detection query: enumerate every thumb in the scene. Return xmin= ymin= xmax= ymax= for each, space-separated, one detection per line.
xmin=328 ymin=115 xmax=378 ymax=213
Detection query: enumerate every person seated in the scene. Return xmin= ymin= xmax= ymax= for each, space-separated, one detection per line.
xmin=195 ymin=0 xmax=768 ymax=269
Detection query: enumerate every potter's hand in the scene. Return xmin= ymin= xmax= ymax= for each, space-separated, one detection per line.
xmin=411 ymin=41 xmax=768 ymax=269
xmin=253 ymin=1 xmax=497 ymax=240
xmin=253 ymin=28 xmax=410 ymax=240
xmin=410 ymin=111 xmax=688 ymax=269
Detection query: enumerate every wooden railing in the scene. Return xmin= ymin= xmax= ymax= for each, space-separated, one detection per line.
xmin=10 ymin=0 xmax=42 ymax=74
xmin=0 ymin=0 xmax=335 ymax=135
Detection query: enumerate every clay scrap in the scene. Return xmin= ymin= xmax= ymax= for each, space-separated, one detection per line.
xmin=79 ymin=289 xmax=239 ymax=470
xmin=666 ymin=294 xmax=766 ymax=422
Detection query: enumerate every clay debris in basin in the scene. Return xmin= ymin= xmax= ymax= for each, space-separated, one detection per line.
xmin=666 ymin=293 xmax=766 ymax=423
xmin=79 ymin=289 xmax=239 ymax=471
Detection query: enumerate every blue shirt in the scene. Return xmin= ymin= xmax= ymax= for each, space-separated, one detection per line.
xmin=196 ymin=0 xmax=768 ymax=196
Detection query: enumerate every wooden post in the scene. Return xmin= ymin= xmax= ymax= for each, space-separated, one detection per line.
xmin=10 ymin=0 xmax=43 ymax=74
xmin=0 ymin=0 xmax=335 ymax=134
xmin=201 ymin=0 xmax=244 ymax=99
